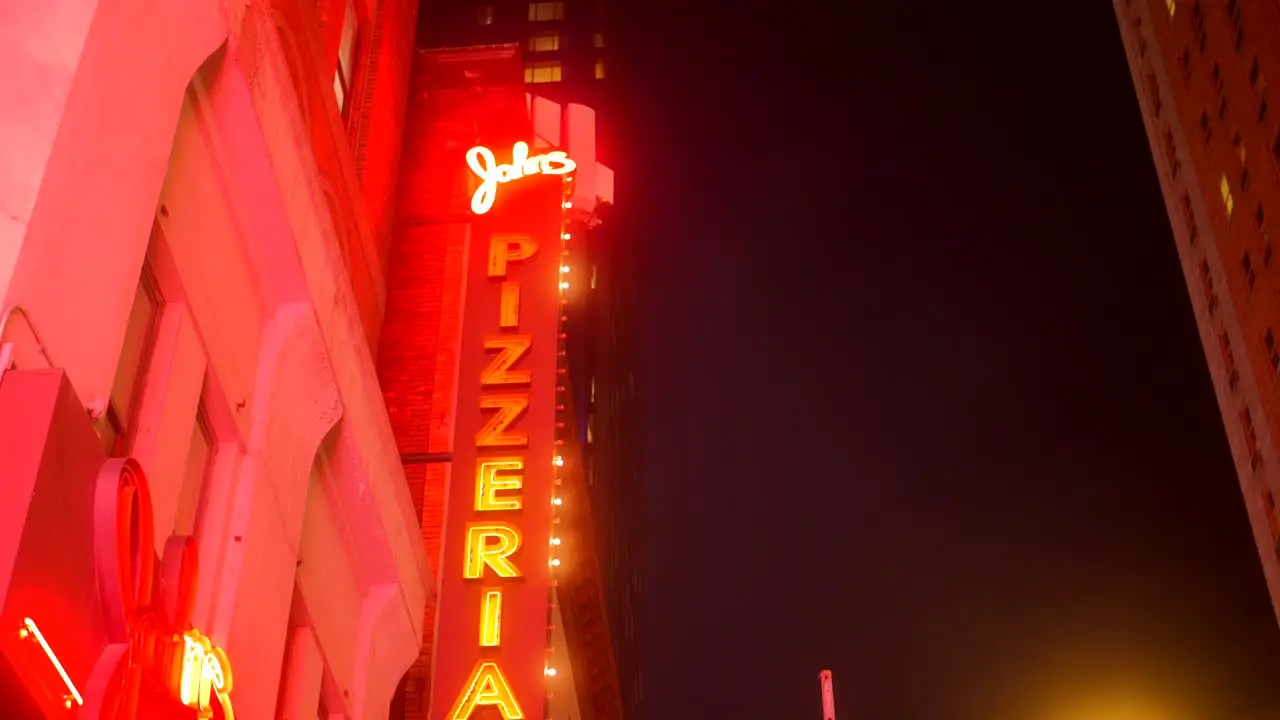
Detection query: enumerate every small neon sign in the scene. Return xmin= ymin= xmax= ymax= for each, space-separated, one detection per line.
xmin=17 ymin=617 xmax=83 ymax=709
xmin=466 ymin=141 xmax=576 ymax=215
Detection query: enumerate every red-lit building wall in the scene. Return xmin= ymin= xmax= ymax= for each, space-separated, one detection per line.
xmin=0 ymin=0 xmax=431 ymax=716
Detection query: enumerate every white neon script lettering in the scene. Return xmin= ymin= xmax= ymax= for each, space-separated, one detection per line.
xmin=467 ymin=142 xmax=576 ymax=215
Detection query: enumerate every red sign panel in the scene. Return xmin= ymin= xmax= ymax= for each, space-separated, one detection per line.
xmin=429 ymin=144 xmax=567 ymax=720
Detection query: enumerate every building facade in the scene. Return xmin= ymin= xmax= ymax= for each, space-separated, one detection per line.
xmin=379 ymin=45 xmax=628 ymax=719
xmin=0 ymin=0 xmax=432 ymax=716
xmin=1114 ymin=0 xmax=1280 ymax=621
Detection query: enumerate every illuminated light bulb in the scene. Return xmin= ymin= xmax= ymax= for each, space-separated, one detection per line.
xmin=560 ymin=265 xmax=570 ymax=273
xmin=562 ymin=233 xmax=572 ymax=240
xmin=551 ymin=537 xmax=562 ymax=546
xmin=64 ymin=698 xmax=72 ymax=709
xmin=550 ymin=558 xmax=561 ymax=567
xmin=546 ymin=667 xmax=558 ymax=677
xmin=559 ymin=281 xmax=570 ymax=290
xmin=563 ymin=201 xmax=573 ymax=209
xmin=552 ymin=497 xmax=563 ymax=506
xmin=17 ymin=627 xmax=28 ymax=640
xmin=554 ymin=456 xmax=564 ymax=466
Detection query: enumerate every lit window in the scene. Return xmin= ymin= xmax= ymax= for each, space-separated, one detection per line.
xmin=1234 ymin=131 xmax=1247 ymax=164
xmin=334 ymin=0 xmax=358 ymax=115
xmin=528 ymin=1 xmax=564 ymax=21
xmin=104 ymin=265 xmax=163 ymax=455
xmin=594 ymin=58 xmax=606 ymax=79
xmin=1220 ymin=173 xmax=1235 ymax=218
xmin=524 ymin=61 xmax=562 ymax=84
xmin=1166 ymin=0 xmax=1176 ymax=15
xmin=528 ymin=33 xmax=560 ymax=52
xmin=173 ymin=405 xmax=215 ymax=537
xmin=478 ymin=4 xmax=494 ymax=24
xmin=590 ymin=263 xmax=598 ymax=289
xmin=593 ymin=32 xmax=604 ymax=48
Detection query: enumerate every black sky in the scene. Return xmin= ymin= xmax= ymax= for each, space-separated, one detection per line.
xmin=613 ymin=2 xmax=1280 ymax=718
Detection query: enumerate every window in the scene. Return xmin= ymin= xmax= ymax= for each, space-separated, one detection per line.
xmin=103 ymin=265 xmax=164 ymax=455
xmin=524 ymin=61 xmax=562 ymax=84
xmin=1220 ymin=331 xmax=1240 ymax=390
xmin=1145 ymin=73 xmax=1161 ymax=115
xmin=1233 ymin=131 xmax=1247 ymax=164
xmin=173 ymin=405 xmax=215 ymax=537
xmin=1250 ymin=58 xmax=1264 ymax=95
xmin=1243 ymin=250 xmax=1257 ymax=289
xmin=1256 ymin=204 xmax=1273 ymax=266
xmin=1181 ymin=192 xmax=1198 ymax=243
xmin=1264 ymin=489 xmax=1280 ymax=556
xmin=593 ymin=32 xmax=605 ymax=48
xmin=1241 ymin=407 xmax=1262 ymax=470
xmin=1192 ymin=0 xmax=1207 ymax=51
xmin=528 ymin=2 xmax=564 ymax=21
xmin=1178 ymin=48 xmax=1192 ymax=83
xmin=333 ymin=0 xmax=358 ymax=115
xmin=590 ymin=263 xmax=598 ymax=290
xmin=1227 ymin=3 xmax=1245 ymax=49
xmin=1266 ymin=328 xmax=1280 ymax=374
xmin=1220 ymin=173 xmax=1235 ymax=218
xmin=1200 ymin=259 xmax=1219 ymax=313
xmin=527 ymin=33 xmax=560 ymax=52
xmin=594 ymin=58 xmax=606 ymax=79
xmin=1165 ymin=0 xmax=1175 ymax=15
xmin=477 ymin=4 xmax=494 ymax=24
xmin=1200 ymin=110 xmax=1212 ymax=144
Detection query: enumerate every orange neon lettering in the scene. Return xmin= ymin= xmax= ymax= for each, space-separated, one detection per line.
xmin=479 ymin=588 xmax=504 ymax=647
xmin=476 ymin=457 xmax=525 ymax=512
xmin=448 ymin=660 xmax=526 ymax=720
xmin=464 ymin=523 xmax=523 ymax=579
xmin=467 ymin=142 xmax=576 ymax=216
xmin=487 ymin=235 xmax=539 ymax=278
xmin=178 ymin=630 xmax=234 ymax=718
xmin=475 ymin=394 xmax=530 ymax=447
xmin=480 ymin=336 xmax=533 ymax=387
xmin=499 ymin=282 xmax=522 ymax=328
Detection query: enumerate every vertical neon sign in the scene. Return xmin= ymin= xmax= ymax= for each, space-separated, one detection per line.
xmin=431 ymin=152 xmax=562 ymax=720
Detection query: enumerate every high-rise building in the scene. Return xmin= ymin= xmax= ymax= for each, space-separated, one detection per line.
xmin=1114 ymin=0 xmax=1280 ymax=620
xmin=0 ymin=0 xmax=433 ymax=716
xmin=418 ymin=0 xmax=617 ymax=151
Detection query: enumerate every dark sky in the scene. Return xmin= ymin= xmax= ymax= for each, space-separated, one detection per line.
xmin=613 ymin=2 xmax=1280 ymax=719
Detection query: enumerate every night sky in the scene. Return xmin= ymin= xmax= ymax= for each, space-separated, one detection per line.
xmin=611 ymin=2 xmax=1280 ymax=718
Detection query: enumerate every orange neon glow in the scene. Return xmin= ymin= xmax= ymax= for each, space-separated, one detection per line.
xmin=475 ymin=394 xmax=530 ymax=447
xmin=476 ymin=458 xmax=526 ymax=512
xmin=479 ymin=588 xmax=504 ymax=647
xmin=463 ymin=523 xmax=523 ymax=579
xmin=92 ymin=459 xmax=236 ymax=719
xmin=480 ymin=336 xmax=534 ymax=387
xmin=468 ymin=142 xmax=576 ymax=215
xmin=487 ymin=235 xmax=539 ymax=278
xmin=18 ymin=618 xmax=83 ymax=708
xmin=499 ymin=282 xmax=522 ymax=328
xmin=447 ymin=660 xmax=526 ymax=720
xmin=178 ymin=630 xmax=234 ymax=718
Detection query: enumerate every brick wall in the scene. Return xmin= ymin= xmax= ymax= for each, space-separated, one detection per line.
xmin=376 ymin=58 xmax=473 ymax=719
